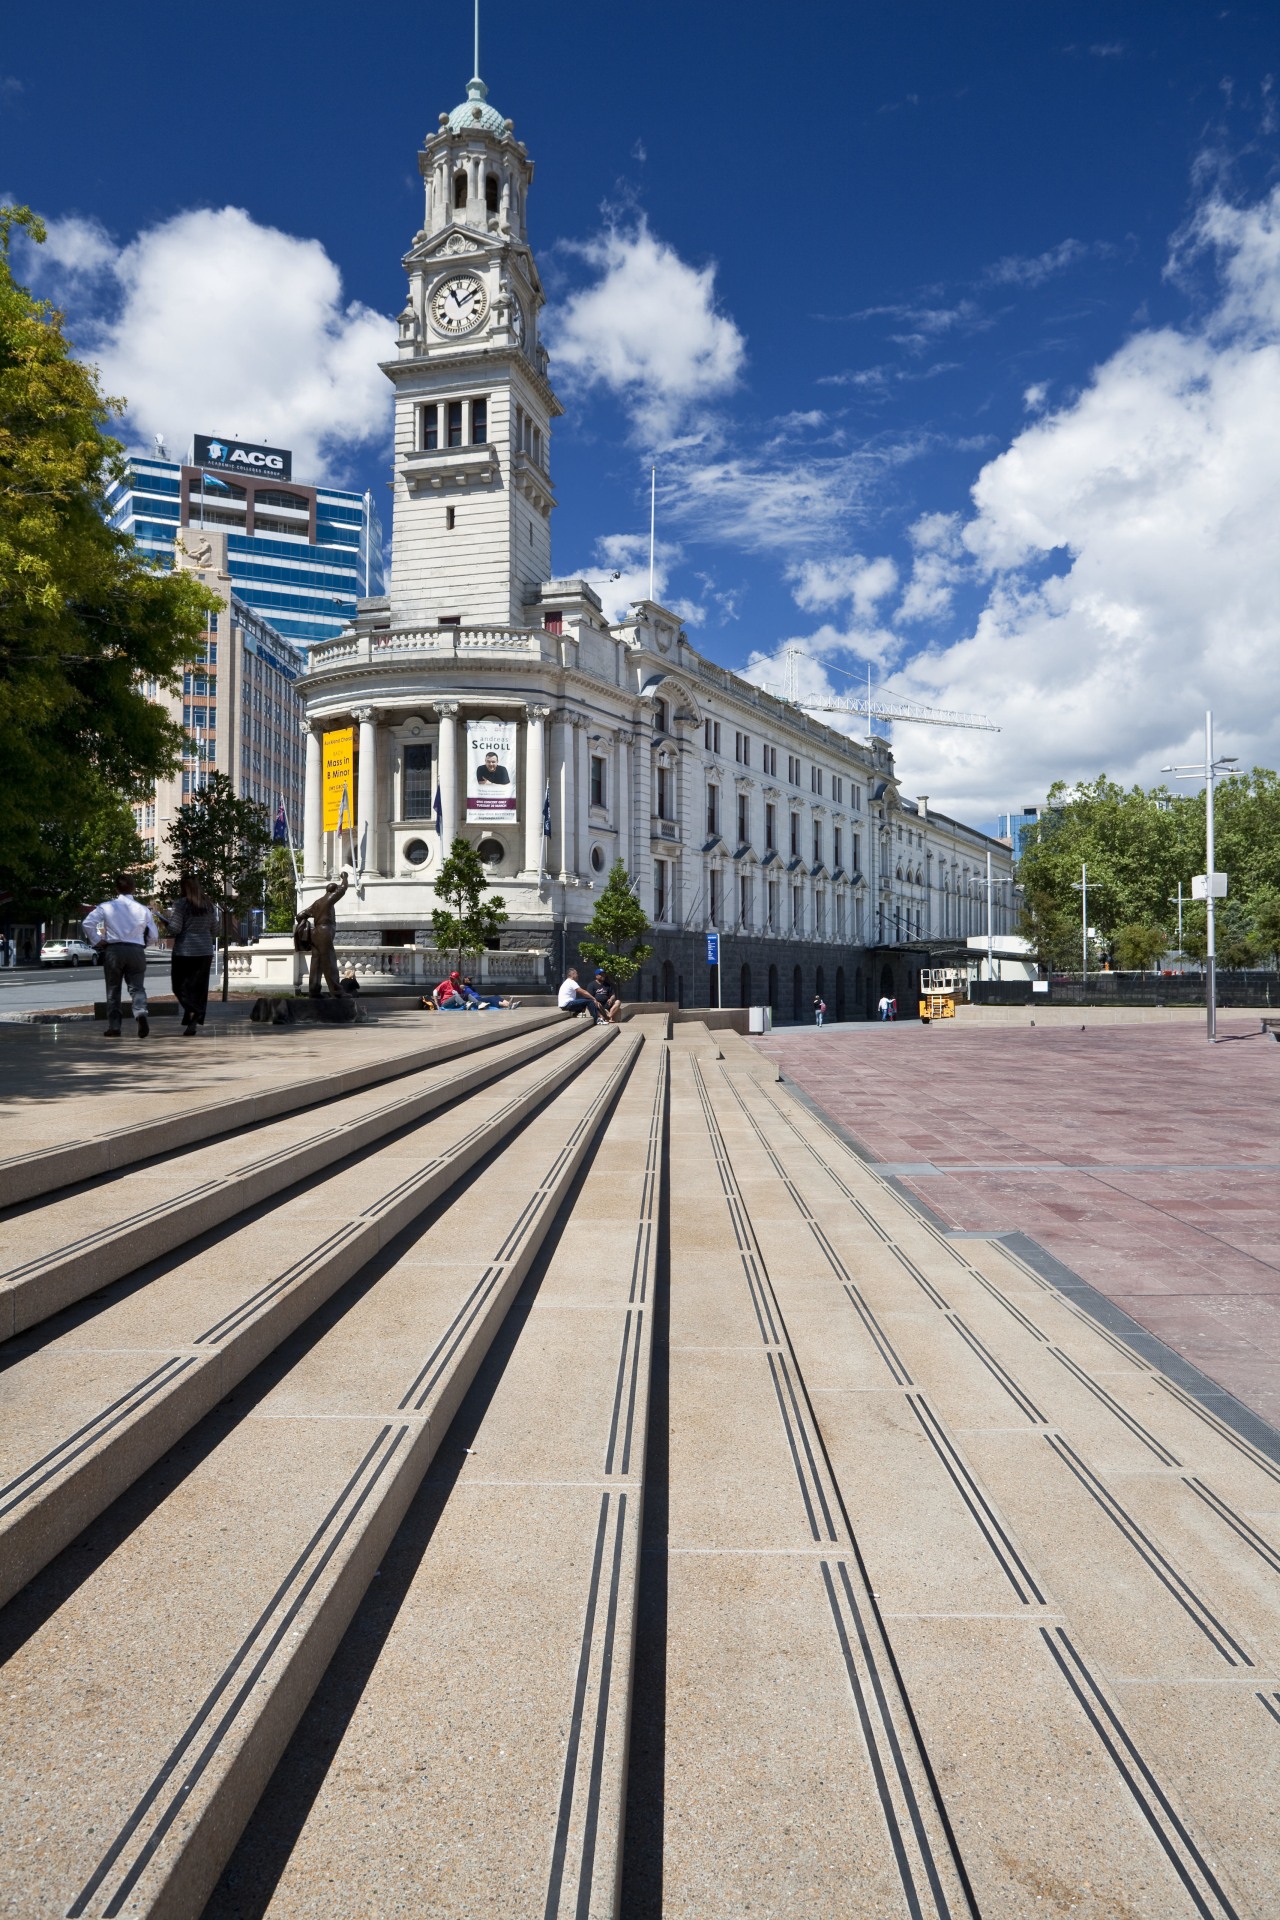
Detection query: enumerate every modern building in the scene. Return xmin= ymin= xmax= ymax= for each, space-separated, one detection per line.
xmin=133 ymin=529 xmax=306 ymax=871
xmin=998 ymin=807 xmax=1046 ymax=860
xmin=104 ymin=444 xmax=385 ymax=650
xmin=294 ymin=65 xmax=1015 ymax=1018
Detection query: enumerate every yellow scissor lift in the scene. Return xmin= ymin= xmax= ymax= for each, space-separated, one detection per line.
xmin=918 ymin=966 xmax=966 ymax=1023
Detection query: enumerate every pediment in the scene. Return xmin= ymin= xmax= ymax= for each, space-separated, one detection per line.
xmin=404 ymin=226 xmax=505 ymax=268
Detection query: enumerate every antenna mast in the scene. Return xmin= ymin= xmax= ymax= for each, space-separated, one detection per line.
xmin=474 ymin=0 xmax=481 ymax=77
xmin=648 ymin=467 xmax=656 ymax=601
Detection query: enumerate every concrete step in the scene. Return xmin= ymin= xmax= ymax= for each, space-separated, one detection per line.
xmin=0 ymin=1026 xmax=636 ymax=1920
xmin=0 ymin=1016 xmax=578 ymax=1341
xmin=209 ymin=1018 xmax=670 ymax=1918
xmin=696 ymin=1049 xmax=1278 ymax=1916
xmin=0 ymin=1007 xmax=560 ymax=1207
xmin=0 ymin=1023 xmax=618 ymax=1609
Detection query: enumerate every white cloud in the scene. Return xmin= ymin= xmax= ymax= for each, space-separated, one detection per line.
xmin=984 ymin=238 xmax=1094 ymax=287
xmin=23 ymin=205 xmax=392 ymax=484
xmin=549 ymin=218 xmax=745 ymax=444
xmin=788 ymin=554 xmax=898 ymax=618
xmin=1023 ymin=380 xmax=1050 ymax=412
xmin=897 ymin=512 xmax=967 ymax=623
xmin=571 ymin=530 xmax=695 ymax=624
xmin=877 ymin=184 xmax=1280 ymax=814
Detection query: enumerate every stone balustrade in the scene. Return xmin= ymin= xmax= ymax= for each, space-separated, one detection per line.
xmin=307 ymin=626 xmax=554 ymax=671
xmin=223 ymin=937 xmax=550 ymax=991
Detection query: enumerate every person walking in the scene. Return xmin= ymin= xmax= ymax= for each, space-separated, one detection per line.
xmin=876 ymin=993 xmax=892 ymax=1022
xmin=160 ymin=875 xmax=219 ymax=1035
xmin=813 ymin=993 xmax=826 ymax=1028
xmin=295 ymin=871 xmax=349 ymax=997
xmin=84 ymin=875 xmax=158 ymax=1038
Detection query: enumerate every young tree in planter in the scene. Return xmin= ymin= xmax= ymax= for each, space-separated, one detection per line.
xmin=431 ymin=836 xmax=508 ymax=976
xmin=262 ymin=844 xmax=298 ymax=933
xmin=578 ymin=860 xmax=653 ymax=988
xmin=163 ymin=773 xmax=272 ymax=1000
xmin=1111 ymin=922 xmax=1168 ymax=974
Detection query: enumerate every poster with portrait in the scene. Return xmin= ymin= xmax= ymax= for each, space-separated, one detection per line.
xmin=466 ymin=717 xmax=518 ymax=824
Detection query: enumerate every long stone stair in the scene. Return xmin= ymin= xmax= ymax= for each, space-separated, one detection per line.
xmin=0 ymin=1016 xmax=1276 ymax=1917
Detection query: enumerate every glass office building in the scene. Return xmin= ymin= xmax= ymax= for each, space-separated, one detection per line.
xmin=104 ymin=452 xmax=385 ymax=650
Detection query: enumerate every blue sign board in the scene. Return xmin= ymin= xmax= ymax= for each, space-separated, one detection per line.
xmin=706 ymin=931 xmax=720 ymax=966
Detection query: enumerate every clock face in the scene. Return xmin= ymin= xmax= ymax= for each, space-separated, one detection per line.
xmin=431 ymin=274 xmax=488 ymax=335
xmin=510 ymin=299 xmax=526 ymax=348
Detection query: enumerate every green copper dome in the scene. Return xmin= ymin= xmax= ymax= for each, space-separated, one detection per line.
xmin=447 ymin=76 xmax=507 ymax=136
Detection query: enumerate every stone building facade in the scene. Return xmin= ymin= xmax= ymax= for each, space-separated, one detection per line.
xmin=298 ymin=67 xmax=1014 ymax=1017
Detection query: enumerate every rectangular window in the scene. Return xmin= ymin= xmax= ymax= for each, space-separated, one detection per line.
xmin=765 ymin=802 xmax=776 ymax=852
xmin=654 ymin=858 xmax=668 ymax=922
xmin=706 ymin=784 xmax=719 ymax=835
xmin=590 ymin=755 xmax=606 ymax=809
xmin=832 ymin=775 xmax=843 ymax=804
xmin=737 ymin=793 xmax=749 ymax=846
xmin=833 ymin=826 xmax=843 ymax=869
xmin=403 ymin=743 xmax=433 ymax=819
xmin=656 ymin=765 xmax=670 ymax=817
xmin=709 ymin=868 xmax=721 ymax=927
xmin=767 ymin=879 xmax=778 ymax=931
xmin=764 ymin=745 xmax=777 ymax=776
xmin=420 ymin=402 xmax=438 ymax=447
xmin=852 ymin=833 xmax=861 ymax=873
xmin=817 ymin=889 xmax=826 ymax=937
xmin=734 ymin=729 xmax=750 ymax=765
xmin=739 ymin=874 xmax=751 ymax=927
xmin=544 ymin=610 xmax=563 ymax=635
xmin=792 ymin=885 xmax=802 ymax=933
xmin=471 ymin=397 xmax=487 ymax=443
xmin=439 ymin=614 xmax=461 ymax=628
xmin=445 ymin=505 xmax=456 ymax=530
xmin=836 ymin=894 xmax=846 ymax=939
xmin=704 ymin=719 xmax=721 ymax=754
xmin=654 ymin=697 xmax=669 ymax=733
xmin=788 ymin=754 xmax=800 ymax=785
xmin=813 ymin=823 xmax=822 ymax=867
xmin=447 ymin=400 xmax=464 ymax=448
xmin=790 ymin=811 xmax=800 ymax=858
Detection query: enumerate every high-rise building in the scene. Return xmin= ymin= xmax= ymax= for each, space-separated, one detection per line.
xmin=134 ymin=530 xmax=306 ymax=873
xmin=104 ymin=439 xmax=385 ymax=650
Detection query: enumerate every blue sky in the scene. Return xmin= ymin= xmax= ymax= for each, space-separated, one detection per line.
xmin=5 ymin=2 xmax=1280 ymax=823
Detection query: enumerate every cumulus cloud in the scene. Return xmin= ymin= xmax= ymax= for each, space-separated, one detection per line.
xmin=897 ymin=512 xmax=967 ymax=623
xmin=549 ymin=217 xmax=745 ymax=444
xmin=22 ymin=205 xmax=392 ymax=483
xmin=569 ymin=531 xmax=698 ymax=625
xmin=879 ymin=184 xmax=1280 ymax=813
xmin=788 ymin=554 xmax=898 ymax=618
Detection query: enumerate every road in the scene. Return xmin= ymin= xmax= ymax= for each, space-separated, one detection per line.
xmin=0 ymin=954 xmax=175 ymax=1016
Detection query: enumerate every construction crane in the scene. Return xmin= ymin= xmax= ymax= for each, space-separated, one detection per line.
xmin=773 ymin=645 xmax=998 ymax=731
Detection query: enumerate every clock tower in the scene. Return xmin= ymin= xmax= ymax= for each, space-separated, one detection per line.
xmin=384 ymin=63 xmax=561 ymax=630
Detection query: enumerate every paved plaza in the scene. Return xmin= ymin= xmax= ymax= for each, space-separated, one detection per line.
xmin=2 ymin=1008 xmax=1280 ymax=1917
xmin=755 ymin=1014 xmax=1280 ymax=1428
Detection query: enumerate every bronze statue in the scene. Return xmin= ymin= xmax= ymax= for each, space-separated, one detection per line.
xmin=295 ymin=871 xmax=349 ymax=997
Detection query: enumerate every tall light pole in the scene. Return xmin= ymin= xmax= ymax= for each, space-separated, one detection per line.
xmin=1070 ymin=863 xmax=1088 ymax=990
xmin=1163 ymin=709 xmax=1238 ymax=1044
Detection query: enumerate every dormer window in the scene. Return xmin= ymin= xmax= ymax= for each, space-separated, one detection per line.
xmin=485 ymin=173 xmax=500 ymax=215
xmin=453 ymin=172 xmax=468 ymax=211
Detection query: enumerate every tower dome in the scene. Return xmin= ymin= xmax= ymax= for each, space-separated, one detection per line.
xmin=447 ymin=76 xmax=508 ymax=136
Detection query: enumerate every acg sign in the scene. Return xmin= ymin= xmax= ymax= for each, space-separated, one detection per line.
xmin=194 ymin=433 xmax=292 ymax=480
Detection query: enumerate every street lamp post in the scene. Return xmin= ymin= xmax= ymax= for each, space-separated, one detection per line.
xmin=1168 ymin=882 xmax=1184 ymax=970
xmin=1163 ymin=709 xmax=1237 ymax=1044
xmin=1070 ymin=863 xmax=1088 ymax=991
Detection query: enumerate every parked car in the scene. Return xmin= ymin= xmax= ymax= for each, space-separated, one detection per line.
xmin=39 ymin=938 xmax=102 ymax=968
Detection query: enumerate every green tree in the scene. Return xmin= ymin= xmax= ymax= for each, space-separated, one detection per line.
xmin=0 ymin=206 xmax=217 ymax=903
xmin=11 ymin=779 xmax=152 ymax=927
xmin=1253 ymin=893 xmax=1280 ymax=968
xmin=1111 ymin=923 xmax=1168 ymax=973
xmin=262 ymin=844 xmax=298 ymax=933
xmin=431 ymin=836 xmax=508 ymax=974
xmin=577 ymin=860 xmax=653 ymax=986
xmin=162 ymin=773 xmax=271 ymax=1000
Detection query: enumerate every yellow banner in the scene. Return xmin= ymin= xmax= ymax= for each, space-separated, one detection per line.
xmin=322 ymin=727 xmax=354 ymax=832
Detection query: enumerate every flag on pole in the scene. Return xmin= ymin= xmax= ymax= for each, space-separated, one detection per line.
xmin=272 ymin=801 xmax=289 ymax=844
xmin=541 ymin=781 xmax=552 ymax=841
xmin=433 ymin=783 xmax=443 ymax=841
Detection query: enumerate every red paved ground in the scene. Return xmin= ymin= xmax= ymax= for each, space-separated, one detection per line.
xmin=753 ymin=1015 xmax=1280 ymax=1430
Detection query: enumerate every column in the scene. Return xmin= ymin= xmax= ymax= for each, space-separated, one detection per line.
xmin=354 ymin=706 xmax=378 ymax=879
xmin=556 ymin=711 xmax=575 ymax=878
xmin=436 ymin=703 xmax=458 ymax=849
xmin=523 ymin=705 xmax=549 ymax=875
xmin=616 ymin=731 xmax=632 ymax=875
xmin=633 ymin=725 xmax=652 ymax=906
xmin=576 ymin=721 xmax=591 ymax=877
xmin=303 ymin=723 xmax=322 ymax=880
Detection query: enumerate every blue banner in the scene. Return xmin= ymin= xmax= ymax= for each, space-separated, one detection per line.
xmin=706 ymin=931 xmax=719 ymax=966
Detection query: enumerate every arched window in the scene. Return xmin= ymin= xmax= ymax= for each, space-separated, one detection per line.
xmin=740 ymin=962 xmax=752 ymax=1008
xmin=792 ymin=965 xmax=803 ymax=1023
xmin=768 ymin=963 xmax=779 ymax=1014
xmin=836 ymin=966 xmax=846 ymax=1021
xmin=485 ymin=173 xmax=500 ymax=214
xmin=453 ymin=171 xmax=468 ymax=210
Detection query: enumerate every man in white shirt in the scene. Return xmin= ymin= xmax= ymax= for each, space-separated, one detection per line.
xmin=84 ymin=875 xmax=159 ymax=1038
xmin=557 ymin=967 xmax=600 ymax=1023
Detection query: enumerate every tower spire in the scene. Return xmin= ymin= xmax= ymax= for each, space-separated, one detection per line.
xmin=473 ymin=0 xmax=481 ymax=86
